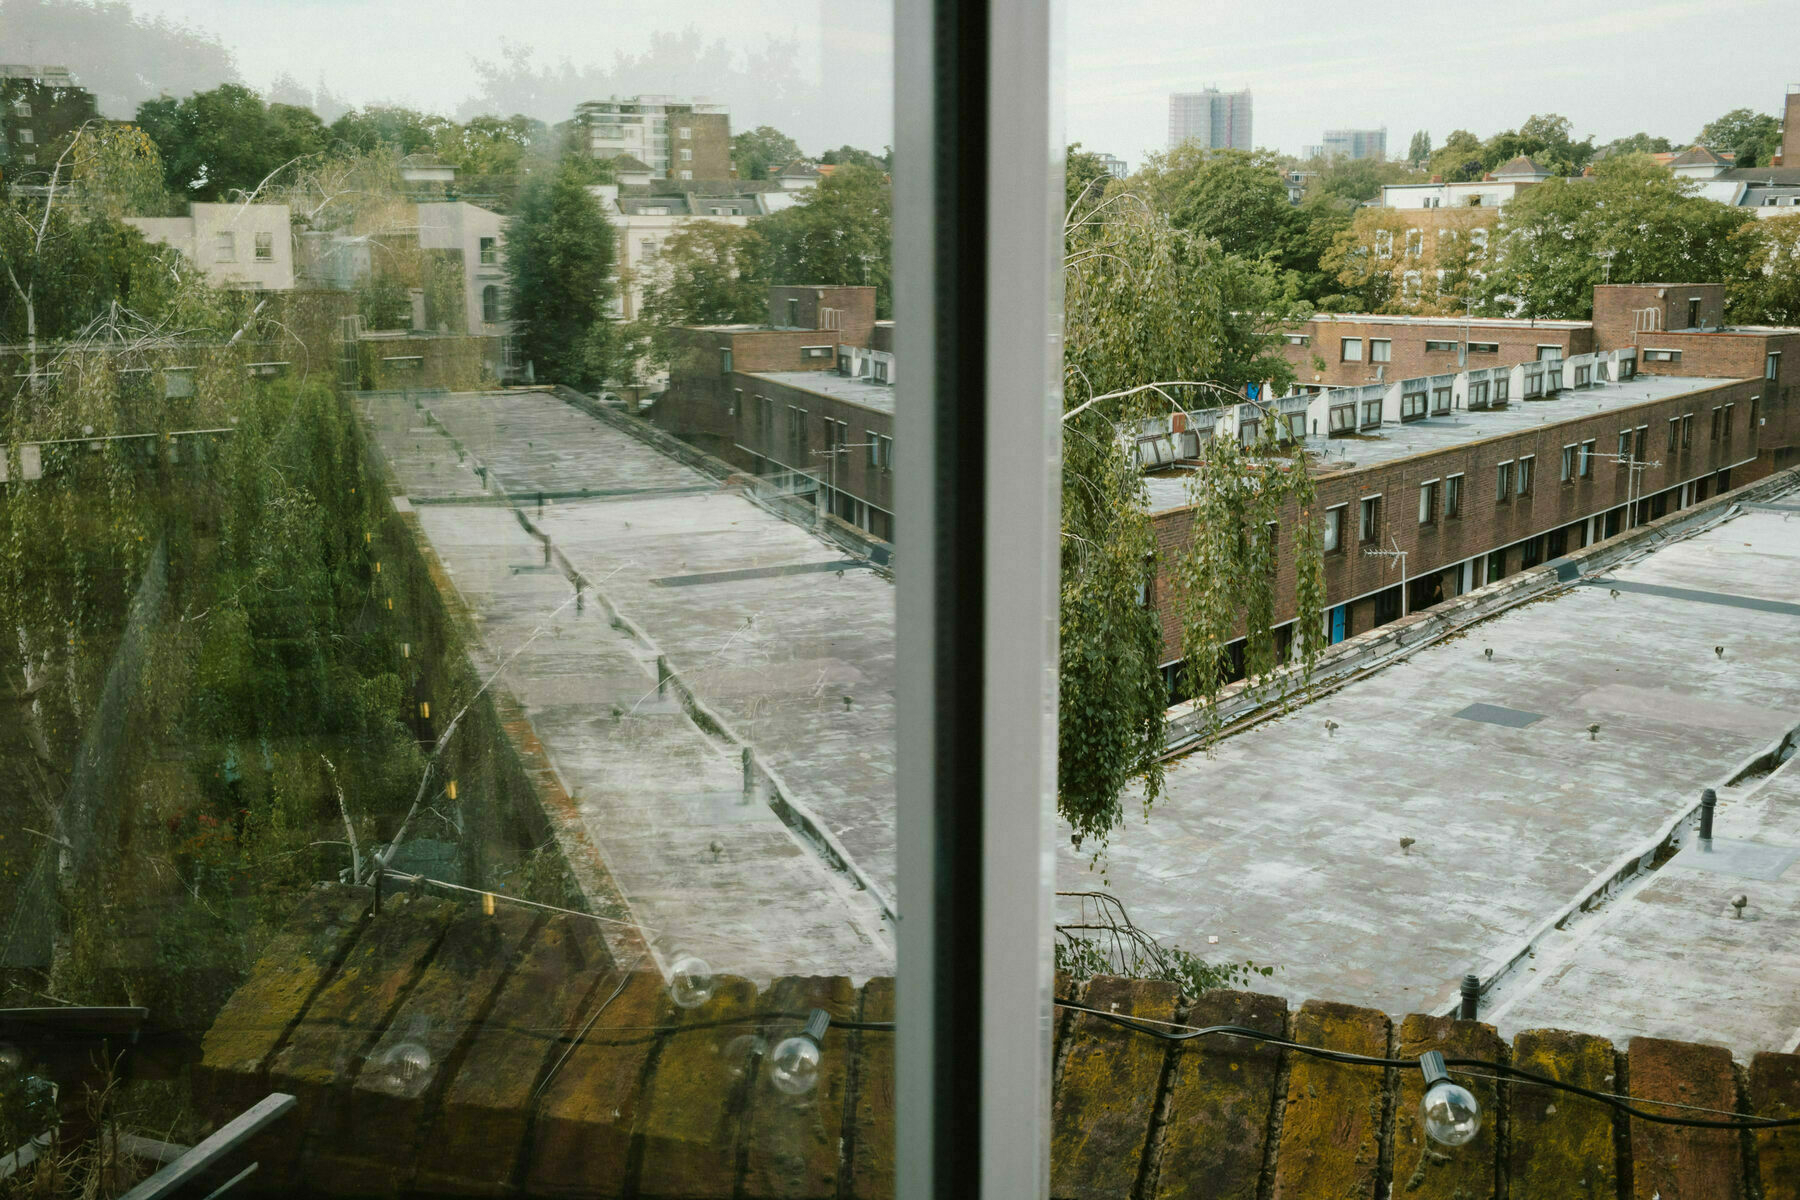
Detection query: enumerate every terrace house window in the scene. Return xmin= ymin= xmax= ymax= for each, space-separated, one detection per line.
xmin=1618 ymin=430 xmax=1632 ymax=459
xmin=1681 ymin=413 xmax=1693 ymax=448
xmin=1431 ymin=385 xmax=1452 ymax=413
xmin=1711 ymin=406 xmax=1724 ymax=443
xmin=1723 ymin=403 xmax=1734 ymax=440
xmin=1418 ymin=479 xmax=1437 ymax=525
xmin=1496 ymin=460 xmax=1514 ymax=503
xmin=1323 ymin=506 xmax=1344 ymax=552
xmin=1400 ymin=389 xmax=1427 ymax=420
xmin=1341 ymin=337 xmax=1363 ymax=362
xmin=1517 ymin=455 xmax=1534 ymax=497
xmin=1574 ymin=365 xmax=1590 ymax=387
xmin=214 ymin=232 xmax=235 ymax=262
xmin=1580 ymin=440 xmax=1595 ymax=478
xmin=1359 ymin=495 xmax=1380 ymax=542
xmin=1370 ymin=339 xmax=1391 ymax=363
xmin=1468 ymin=381 xmax=1489 ymax=408
xmin=1374 ymin=229 xmax=1393 ymax=258
xmin=482 ymin=285 xmax=501 ymax=323
xmin=1444 ymin=473 xmax=1462 ymax=518
xmin=1561 ymin=444 xmax=1577 ymax=482
xmin=1329 ymin=403 xmax=1355 ymax=433
xmin=1768 ymin=352 xmax=1781 ymax=381
xmin=720 ymin=347 xmax=733 ymax=375
xmin=1634 ymin=426 xmax=1648 ymax=462
xmin=1668 ymin=418 xmax=1679 ymax=453
xmin=1361 ymin=399 xmax=1381 ymax=428
xmin=1405 ymin=229 xmax=1423 ymax=258
xmin=254 ymin=232 xmax=273 ymax=261
xmin=1644 ymin=348 xmax=1681 ymax=363
xmin=1495 ymin=375 xmax=1510 ymax=403
xmin=479 ymin=237 xmax=497 ymax=265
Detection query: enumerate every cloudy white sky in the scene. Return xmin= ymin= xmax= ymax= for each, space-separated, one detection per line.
xmin=38 ymin=0 xmax=1800 ymax=163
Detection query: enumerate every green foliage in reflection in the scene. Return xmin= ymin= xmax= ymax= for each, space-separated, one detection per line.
xmin=1054 ymin=935 xmax=1275 ymax=995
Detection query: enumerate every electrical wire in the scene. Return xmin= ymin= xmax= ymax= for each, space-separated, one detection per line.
xmin=1052 ymin=1000 xmax=1800 ymax=1131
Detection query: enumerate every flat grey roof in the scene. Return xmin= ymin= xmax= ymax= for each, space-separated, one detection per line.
xmin=1306 ymin=312 xmax=1591 ymax=331
xmin=1142 ymin=374 xmax=1741 ymax=512
xmin=1068 ymin=492 xmax=1800 ymax=1047
xmin=364 ymin=389 xmax=897 ymax=982
xmin=750 ymin=369 xmax=896 ymax=415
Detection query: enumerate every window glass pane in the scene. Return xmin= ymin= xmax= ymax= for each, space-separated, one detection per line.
xmin=3 ymin=5 xmax=902 ymax=1194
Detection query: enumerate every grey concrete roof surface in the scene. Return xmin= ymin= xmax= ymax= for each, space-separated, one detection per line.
xmin=364 ymin=390 xmax=896 ymax=981
xmin=1062 ymin=499 xmax=1800 ymax=1036
xmin=748 ymin=369 xmax=896 ymax=415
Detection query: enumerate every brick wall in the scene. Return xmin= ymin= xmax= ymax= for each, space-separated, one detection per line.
xmin=1287 ymin=318 xmax=1593 ymax=389
xmin=1149 ymin=377 xmax=1765 ymax=659
xmin=192 ymin=892 xmax=1800 ymax=1199
xmin=727 ymin=372 xmax=896 ymax=536
xmin=1592 ymin=283 xmax=1727 ymax=345
xmin=767 ymin=285 xmax=878 ymax=349
xmin=680 ymin=111 xmax=733 ymax=180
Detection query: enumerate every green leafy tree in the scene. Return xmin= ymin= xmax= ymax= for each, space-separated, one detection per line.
xmin=1065 ymin=142 xmax=1113 ymax=212
xmin=1059 ymin=189 xmax=1315 ymax=852
xmin=431 ymin=113 xmax=546 ymax=174
xmin=136 ymin=84 xmax=325 ymax=200
xmin=1167 ymin=149 xmax=1294 ymax=261
xmin=1308 ymin=157 xmax=1425 ymax=207
xmin=1596 ymin=132 xmax=1672 ymax=160
xmin=1406 ymin=130 xmax=1431 ymax=167
xmin=819 ymin=144 xmax=891 ymax=171
xmin=731 ymin=124 xmax=803 ymax=180
xmin=759 ymin=163 xmax=892 ymax=316
xmin=1698 ymin=108 xmax=1783 ymax=169
xmin=327 ymin=104 xmax=452 ymax=156
xmin=1428 ymin=129 xmax=1486 ymax=182
xmin=1483 ymin=113 xmax=1593 ymax=177
xmin=1726 ymin=213 xmax=1800 ymax=326
xmin=1477 ymin=154 xmax=1753 ymax=319
xmin=631 ymin=223 xmax=770 ymax=373
xmin=504 ymin=156 xmax=620 ymax=389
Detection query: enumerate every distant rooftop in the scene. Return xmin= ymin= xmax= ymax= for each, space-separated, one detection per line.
xmin=1142 ymin=372 xmax=1740 ymax=511
xmin=750 ymin=369 xmax=895 ymax=416
xmin=1306 ymin=312 xmax=1591 ymax=330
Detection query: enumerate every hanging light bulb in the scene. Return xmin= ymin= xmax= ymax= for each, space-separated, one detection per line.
xmin=0 ymin=1042 xmax=21 ymax=1075
xmin=1418 ymin=1050 xmax=1481 ymax=1146
xmin=668 ymin=953 xmax=715 ymax=1008
xmin=381 ymin=1041 xmax=432 ymax=1085
xmin=768 ymin=1009 xmax=831 ymax=1096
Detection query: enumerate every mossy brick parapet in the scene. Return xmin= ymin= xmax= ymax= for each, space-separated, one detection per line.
xmin=1628 ymin=1036 xmax=1743 ymax=1200
xmin=634 ymin=976 xmax=763 ymax=1199
xmin=1270 ymin=999 xmax=1390 ymax=1200
xmin=845 ymin=976 xmax=895 ymax=1200
xmin=1050 ymin=976 xmax=1181 ymax=1200
xmin=1151 ymin=989 xmax=1286 ymax=1200
xmin=192 ymin=885 xmax=372 ymax=1121
xmin=1392 ymin=1014 xmax=1503 ymax=1200
xmin=1750 ymin=1051 xmax=1800 ymax=1200
xmin=1508 ymin=1027 xmax=1618 ymax=1199
xmin=740 ymin=976 xmax=859 ymax=1200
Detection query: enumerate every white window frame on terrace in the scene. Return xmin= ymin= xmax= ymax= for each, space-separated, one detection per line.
xmin=1644 ymin=348 xmax=1681 ymax=363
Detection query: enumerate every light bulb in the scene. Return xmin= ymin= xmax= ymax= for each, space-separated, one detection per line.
xmin=1421 ymin=1080 xmax=1481 ymax=1146
xmin=768 ymin=1035 xmax=822 ymax=1096
xmin=382 ymin=1041 xmax=432 ymax=1085
xmin=668 ymin=953 xmax=715 ymax=1008
xmin=0 ymin=1042 xmax=21 ymax=1075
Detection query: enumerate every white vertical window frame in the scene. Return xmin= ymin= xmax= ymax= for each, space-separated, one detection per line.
xmin=895 ymin=2 xmax=1059 ymax=1197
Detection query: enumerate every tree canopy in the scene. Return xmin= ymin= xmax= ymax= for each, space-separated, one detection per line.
xmin=1726 ymin=213 xmax=1800 ymax=326
xmin=1476 ymin=154 xmax=1753 ymax=319
xmin=629 ymin=223 xmax=770 ymax=374
xmin=758 ymin=164 xmax=892 ymax=316
xmin=1697 ymin=107 xmax=1783 ymax=169
xmin=504 ymin=156 xmax=621 ymax=389
xmin=135 ymin=84 xmax=326 ymax=201
xmin=731 ymin=125 xmax=803 ymax=180
xmin=1406 ymin=131 xmax=1431 ymax=168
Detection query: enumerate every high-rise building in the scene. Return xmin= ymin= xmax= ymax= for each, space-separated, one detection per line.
xmin=1167 ymin=88 xmax=1252 ymax=152
xmin=0 ymin=65 xmax=97 ymax=174
xmin=1097 ymin=153 xmax=1128 ymax=179
xmin=1322 ymin=128 xmax=1387 ymax=161
xmin=574 ymin=95 xmax=732 ymax=180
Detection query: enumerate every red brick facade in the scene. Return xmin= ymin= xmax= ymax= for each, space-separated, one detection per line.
xmin=766 ymin=285 xmax=878 ymax=349
xmin=1285 ymin=317 xmax=1593 ymax=389
xmin=1149 ymin=376 xmax=1766 ymax=666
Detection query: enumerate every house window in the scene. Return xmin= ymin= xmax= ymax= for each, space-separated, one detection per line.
xmin=1418 ymin=479 xmax=1438 ymax=525
xmin=1240 ymin=418 xmax=1261 ymax=443
xmin=1517 ymin=455 xmax=1534 ymax=497
xmin=678 ymin=170 xmax=692 ymax=180
xmin=479 ymin=237 xmax=497 ymax=265
xmin=481 ymin=285 xmax=501 ymax=323
xmin=1468 ymin=341 xmax=1498 ymax=354
xmin=254 ymin=232 xmax=273 ymax=261
xmin=12 ymin=100 xmax=29 ymax=117
xmin=1767 ymin=352 xmax=1781 ymax=381
xmin=787 ymin=297 xmax=801 ymax=326
xmin=1668 ymin=418 xmax=1679 ymax=452
xmin=787 ymin=406 xmax=809 ymax=460
xmin=1711 ymin=406 xmax=1724 ymax=443
xmin=1329 ymin=404 xmax=1354 ymax=433
xmin=1537 ymin=345 xmax=1563 ymax=360
xmin=1494 ymin=375 xmax=1510 ymax=403
xmin=1688 ymin=298 xmax=1702 ymax=328
xmin=1323 ymin=506 xmax=1344 ymax=552
xmin=1400 ymin=389 xmax=1427 ymax=420
xmin=1681 ymin=414 xmax=1693 ymax=448
xmin=720 ymin=347 xmax=733 ymax=375
xmin=1618 ymin=430 xmax=1632 ymax=460
xmin=1361 ymin=399 xmax=1381 ymax=428
xmin=18 ymin=127 xmax=33 ymax=145
xmin=1634 ymin=426 xmax=1648 ymax=461
xmin=679 ymin=126 xmax=692 ymax=139
xmin=1751 ymin=394 xmax=1761 ymax=428
xmin=1285 ymin=412 xmax=1305 ymax=441
xmin=1284 ymin=333 xmax=1310 ymax=346
xmin=1643 ymin=348 xmax=1681 ymax=363
xmin=1495 ymin=460 xmax=1514 ymax=503
xmin=214 ymin=232 xmax=235 ymax=262
xmin=1374 ymin=229 xmax=1393 ymax=258
xmin=1359 ymin=495 xmax=1380 ymax=542
xmin=680 ymin=148 xmax=693 ymax=162
xmin=1444 ymin=473 xmax=1463 ymax=518
xmin=1468 ymin=381 xmax=1488 ymax=408
xmin=875 ymin=434 xmax=894 ymax=470
xmin=1341 ymin=337 xmax=1363 ymax=362
xmin=1547 ymin=365 xmax=1563 ymax=392
xmin=1401 ymin=271 xmax=1422 ymax=301
xmin=1723 ymin=403 xmax=1735 ymax=439
xmin=873 ymin=359 xmax=890 ymax=383
xmin=1424 ymin=340 xmax=1456 ymax=352
xmin=867 ymin=431 xmax=880 ymax=467
xmin=1574 ymin=365 xmax=1590 ymax=387
xmin=1405 ymin=229 xmax=1423 ymax=258
xmin=1431 ymin=386 xmax=1451 ymax=414
xmin=640 ymin=238 xmax=658 ymax=261
xmin=1561 ymin=444 xmax=1577 ymax=482
xmin=1370 ymin=339 xmax=1391 ymax=363
xmin=1580 ymin=439 xmax=1595 ymax=478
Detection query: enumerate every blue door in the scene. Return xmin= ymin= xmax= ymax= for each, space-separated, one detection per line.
xmin=1329 ymin=605 xmax=1346 ymax=645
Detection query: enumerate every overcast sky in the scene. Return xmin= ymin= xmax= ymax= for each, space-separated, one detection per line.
xmin=48 ymin=0 xmax=1800 ymax=163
